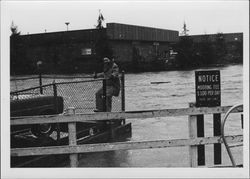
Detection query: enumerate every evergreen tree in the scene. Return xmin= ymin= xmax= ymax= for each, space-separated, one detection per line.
xmin=10 ymin=21 xmax=20 ymax=75
xmin=96 ymin=10 xmax=105 ymax=29
xmin=181 ymin=21 xmax=189 ymax=36
xmin=10 ymin=21 xmax=20 ymax=36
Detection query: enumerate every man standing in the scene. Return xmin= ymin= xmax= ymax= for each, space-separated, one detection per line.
xmin=94 ymin=57 xmax=120 ymax=112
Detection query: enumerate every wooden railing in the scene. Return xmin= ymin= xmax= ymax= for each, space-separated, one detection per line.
xmin=11 ymin=105 xmax=243 ymax=167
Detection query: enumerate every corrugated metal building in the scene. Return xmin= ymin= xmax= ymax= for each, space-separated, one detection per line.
xmin=10 ymin=23 xmax=179 ymax=74
xmin=107 ymin=23 xmax=178 ymax=42
xmin=106 ymin=23 xmax=179 ymax=71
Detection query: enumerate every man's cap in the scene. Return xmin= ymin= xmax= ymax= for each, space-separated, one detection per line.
xmin=103 ymin=57 xmax=110 ymax=63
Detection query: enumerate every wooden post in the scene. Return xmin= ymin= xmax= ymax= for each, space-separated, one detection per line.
xmin=188 ymin=102 xmax=205 ymax=167
xmin=68 ymin=108 xmax=78 ymax=167
xmin=53 ymin=83 xmax=60 ymax=142
xmin=109 ymin=120 xmax=116 ymax=140
xmin=188 ymin=103 xmax=198 ymax=167
xmin=197 ymin=114 xmax=205 ymax=166
xmin=213 ymin=113 xmax=221 ymax=165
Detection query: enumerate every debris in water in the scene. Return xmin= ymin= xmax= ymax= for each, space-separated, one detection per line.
xmin=150 ymin=81 xmax=170 ymax=84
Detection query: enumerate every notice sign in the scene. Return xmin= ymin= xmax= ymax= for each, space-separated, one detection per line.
xmin=195 ymin=70 xmax=221 ymax=107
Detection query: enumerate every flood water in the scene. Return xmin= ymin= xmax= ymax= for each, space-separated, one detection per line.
xmin=11 ymin=64 xmax=243 ymax=167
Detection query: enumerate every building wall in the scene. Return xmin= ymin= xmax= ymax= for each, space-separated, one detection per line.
xmin=107 ymin=23 xmax=179 ymax=42
xmin=188 ymin=32 xmax=243 ymax=43
xmin=23 ymin=40 xmax=98 ymax=73
xmin=10 ymin=29 xmax=103 ymax=74
xmin=178 ymin=32 xmax=243 ymax=65
xmin=110 ymin=39 xmax=171 ymax=71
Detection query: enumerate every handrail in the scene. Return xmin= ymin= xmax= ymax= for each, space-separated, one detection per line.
xmin=11 ymin=105 xmax=243 ymax=125
xmin=11 ymin=76 xmax=121 ymax=94
xmin=10 ymin=75 xmax=93 ymax=81
xmin=221 ymin=104 xmax=243 ymax=167
xmin=10 ymin=76 xmax=39 ymax=81
xmin=10 ymin=83 xmax=54 ymax=95
xmin=11 ymin=135 xmax=243 ymax=157
xmin=11 ymin=74 xmax=124 ymax=81
xmin=10 ymin=78 xmax=103 ymax=94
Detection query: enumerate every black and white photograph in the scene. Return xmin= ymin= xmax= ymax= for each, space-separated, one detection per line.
xmin=1 ymin=0 xmax=249 ymax=178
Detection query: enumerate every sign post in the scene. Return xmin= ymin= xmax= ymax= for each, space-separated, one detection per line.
xmin=195 ymin=70 xmax=221 ymax=165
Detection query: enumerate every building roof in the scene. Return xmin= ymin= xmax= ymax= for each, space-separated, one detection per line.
xmin=12 ymin=23 xmax=179 ymax=46
xmin=12 ymin=28 xmax=104 ymax=46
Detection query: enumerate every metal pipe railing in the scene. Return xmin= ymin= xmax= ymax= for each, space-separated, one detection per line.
xmin=221 ymin=104 xmax=243 ymax=167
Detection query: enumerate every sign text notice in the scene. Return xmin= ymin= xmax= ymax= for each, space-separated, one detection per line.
xmin=195 ymin=70 xmax=221 ymax=107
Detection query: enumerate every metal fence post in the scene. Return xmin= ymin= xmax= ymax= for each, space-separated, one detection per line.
xmin=39 ymin=73 xmax=43 ymax=94
xmin=68 ymin=108 xmax=78 ymax=167
xmin=121 ymin=71 xmax=125 ymax=111
xmin=241 ymin=114 xmax=243 ymax=129
xmin=121 ymin=71 xmax=126 ymax=125
xmin=188 ymin=102 xmax=198 ymax=167
xmin=103 ymin=79 xmax=107 ymax=112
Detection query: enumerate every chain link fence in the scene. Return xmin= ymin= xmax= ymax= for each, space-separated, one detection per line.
xmin=10 ymin=74 xmax=125 ymax=114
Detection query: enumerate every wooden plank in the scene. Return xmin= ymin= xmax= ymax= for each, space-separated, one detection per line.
xmin=11 ymin=106 xmax=243 ymax=126
xmin=11 ymin=135 xmax=243 ymax=157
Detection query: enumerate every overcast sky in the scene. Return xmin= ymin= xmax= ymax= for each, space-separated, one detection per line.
xmin=2 ymin=0 xmax=249 ymax=35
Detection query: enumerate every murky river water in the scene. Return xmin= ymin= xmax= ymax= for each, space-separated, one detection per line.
xmin=11 ymin=64 xmax=243 ymax=167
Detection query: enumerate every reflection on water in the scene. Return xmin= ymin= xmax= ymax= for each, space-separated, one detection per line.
xmin=77 ymin=150 xmax=130 ymax=167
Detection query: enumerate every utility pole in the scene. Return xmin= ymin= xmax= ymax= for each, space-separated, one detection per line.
xmin=65 ymin=22 xmax=70 ymax=31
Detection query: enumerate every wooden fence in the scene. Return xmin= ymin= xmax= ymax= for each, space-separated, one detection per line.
xmin=11 ymin=105 xmax=243 ymax=167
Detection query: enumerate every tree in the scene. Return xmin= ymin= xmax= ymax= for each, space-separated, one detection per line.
xmin=96 ymin=9 xmax=105 ymax=29
xmin=10 ymin=21 xmax=21 ymax=75
xmin=180 ymin=21 xmax=189 ymax=36
xmin=10 ymin=21 xmax=20 ymax=36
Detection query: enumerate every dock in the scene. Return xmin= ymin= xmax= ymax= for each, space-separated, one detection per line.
xmin=11 ymin=104 xmax=243 ymax=167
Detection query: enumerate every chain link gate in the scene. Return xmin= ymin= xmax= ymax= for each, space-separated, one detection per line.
xmin=10 ymin=73 xmax=125 ymax=114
